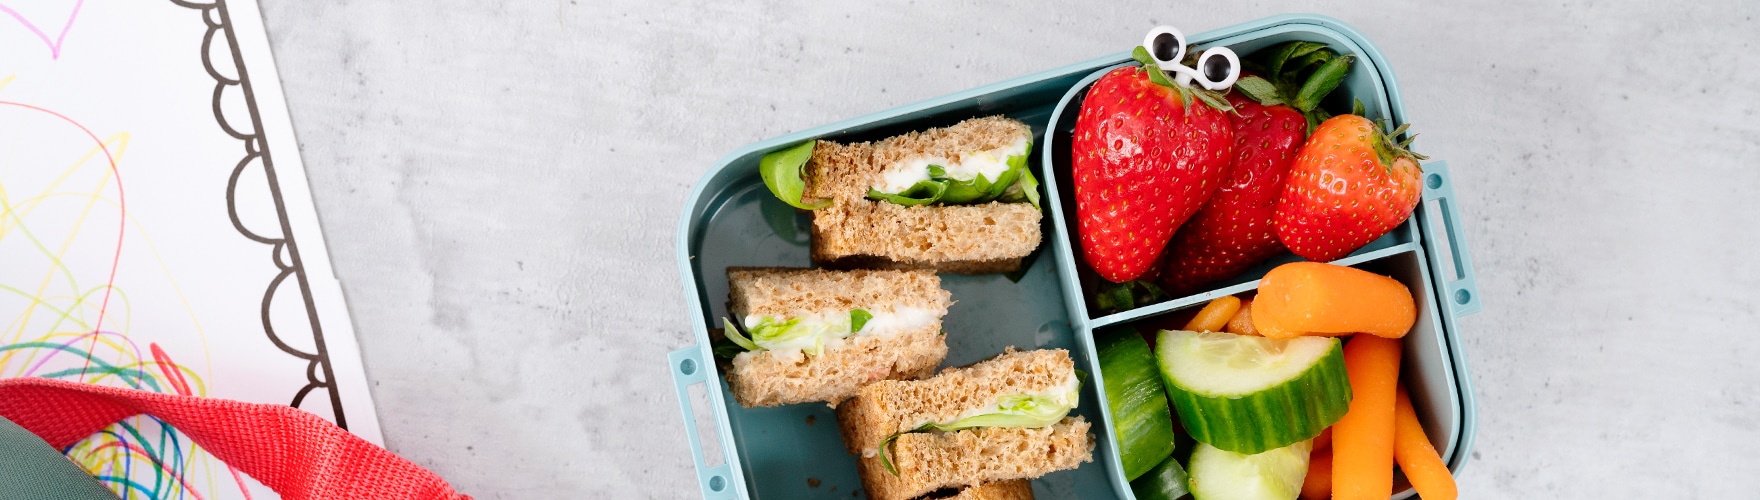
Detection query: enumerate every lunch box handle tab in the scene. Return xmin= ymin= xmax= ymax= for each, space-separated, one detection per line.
xmin=1418 ymin=161 xmax=1482 ymax=317
xmin=669 ymin=346 xmax=740 ymax=499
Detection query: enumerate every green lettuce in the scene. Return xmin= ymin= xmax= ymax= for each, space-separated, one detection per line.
xmin=850 ymin=309 xmax=873 ymax=333
xmin=745 ymin=316 xmax=810 ymax=344
xmin=720 ymin=318 xmax=760 ymax=351
xmin=867 ymin=179 xmax=947 ymax=206
xmin=936 ymin=165 xmax=995 ymax=204
xmin=718 ymin=310 xmax=873 ymax=357
xmin=998 ymin=167 xmax=1041 ymax=210
xmin=865 ymin=146 xmax=1037 ymax=207
xmin=924 ymin=392 xmax=1076 ymax=432
xmin=879 ymin=380 xmax=1081 ymax=476
xmin=760 ymin=141 xmax=831 ymax=210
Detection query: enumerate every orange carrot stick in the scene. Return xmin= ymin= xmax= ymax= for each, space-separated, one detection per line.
xmin=1182 ymin=296 xmax=1240 ymax=333
xmin=1300 ymin=447 xmax=1333 ymax=500
xmin=1332 ymin=335 xmax=1402 ymax=500
xmin=1310 ymin=427 xmax=1332 ymax=452
xmin=1225 ymin=298 xmax=1260 ymax=336
xmin=1395 ymin=386 xmax=1458 ymax=500
xmin=1252 ymin=262 xmax=1416 ymax=339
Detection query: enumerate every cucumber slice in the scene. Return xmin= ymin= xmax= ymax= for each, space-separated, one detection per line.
xmin=1155 ymin=330 xmax=1351 ymax=454
xmin=1130 ymin=454 xmax=1192 ymax=500
xmin=1187 ymin=440 xmax=1312 ymax=500
xmin=1097 ymin=327 xmax=1176 ymax=481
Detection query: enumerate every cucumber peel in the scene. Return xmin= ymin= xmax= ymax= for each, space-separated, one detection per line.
xmin=1156 ymin=330 xmax=1351 ymax=454
xmin=1097 ymin=327 xmax=1176 ymax=481
xmin=1131 ymin=454 xmax=1192 ymax=500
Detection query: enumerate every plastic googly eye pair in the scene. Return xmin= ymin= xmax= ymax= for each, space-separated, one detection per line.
xmin=1142 ymin=26 xmax=1240 ymax=91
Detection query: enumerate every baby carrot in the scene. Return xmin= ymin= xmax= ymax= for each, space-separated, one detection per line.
xmin=1310 ymin=427 xmax=1332 ymax=452
xmin=1182 ymin=296 xmax=1240 ymax=333
xmin=1224 ymin=298 xmax=1260 ymax=336
xmin=1331 ymin=335 xmax=1401 ymax=500
xmin=1252 ymin=262 xmax=1416 ymax=339
xmin=1300 ymin=447 xmax=1333 ymax=500
xmin=1395 ymin=386 xmax=1458 ymax=500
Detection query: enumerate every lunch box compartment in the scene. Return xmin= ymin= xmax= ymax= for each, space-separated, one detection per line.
xmin=1039 ymin=24 xmax=1412 ymax=323
xmin=670 ymin=68 xmax=1120 ymax=500
xmin=669 ymin=14 xmax=1480 ymax=500
xmin=1085 ymin=248 xmax=1461 ymax=499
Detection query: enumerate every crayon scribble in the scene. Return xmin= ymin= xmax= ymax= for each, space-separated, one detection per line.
xmin=0 ymin=101 xmax=244 ymax=499
xmin=0 ymin=0 xmax=85 ymax=59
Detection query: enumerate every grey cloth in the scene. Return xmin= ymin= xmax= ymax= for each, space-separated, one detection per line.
xmin=0 ymin=415 xmax=117 ymax=500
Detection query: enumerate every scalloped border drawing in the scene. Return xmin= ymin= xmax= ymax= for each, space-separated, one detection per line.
xmin=166 ymin=0 xmax=381 ymax=441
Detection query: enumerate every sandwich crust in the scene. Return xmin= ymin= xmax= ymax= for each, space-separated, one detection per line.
xmin=925 ymin=479 xmax=1035 ymax=500
xmin=855 ymin=417 xmax=1093 ymax=500
xmin=727 ymin=267 xmax=950 ymax=319
xmin=802 ymin=116 xmax=1042 ymax=274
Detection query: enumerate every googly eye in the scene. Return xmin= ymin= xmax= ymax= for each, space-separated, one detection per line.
xmin=1194 ymin=47 xmax=1241 ymax=90
xmin=1142 ymin=26 xmax=1186 ymax=68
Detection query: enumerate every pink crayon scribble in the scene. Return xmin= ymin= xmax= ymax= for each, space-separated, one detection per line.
xmin=0 ymin=101 xmax=127 ymax=382
xmin=149 ymin=343 xmax=194 ymax=397
xmin=0 ymin=0 xmax=84 ymax=59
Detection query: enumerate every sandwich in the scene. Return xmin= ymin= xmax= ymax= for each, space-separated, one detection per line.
xmin=761 ymin=116 xmax=1044 ymax=274
xmin=836 ymin=348 xmax=1094 ymax=500
xmin=719 ymin=267 xmax=952 ymax=407
xmin=921 ymin=479 xmax=1035 ymax=500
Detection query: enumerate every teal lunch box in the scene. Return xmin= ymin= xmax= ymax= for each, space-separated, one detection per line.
xmin=668 ymin=14 xmax=1481 ymax=500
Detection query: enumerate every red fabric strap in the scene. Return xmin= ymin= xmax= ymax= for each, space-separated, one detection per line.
xmin=0 ymin=377 xmax=469 ymax=500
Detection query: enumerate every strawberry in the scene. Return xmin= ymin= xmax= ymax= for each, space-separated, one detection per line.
xmin=1275 ymin=114 xmax=1427 ymax=262
xmin=1160 ymin=46 xmax=1356 ymax=294
xmin=1158 ymin=92 xmax=1307 ymax=293
xmin=1072 ymin=49 xmax=1234 ymax=283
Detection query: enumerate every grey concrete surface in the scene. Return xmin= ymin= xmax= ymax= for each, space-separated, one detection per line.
xmin=258 ymin=0 xmax=1760 ymax=498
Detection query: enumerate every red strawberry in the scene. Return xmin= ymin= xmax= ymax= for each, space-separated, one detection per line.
xmin=1157 ymin=48 xmax=1356 ymax=294
xmin=1158 ymin=91 xmax=1307 ymax=294
xmin=1275 ymin=114 xmax=1426 ymax=262
xmin=1072 ymin=59 xmax=1234 ymax=283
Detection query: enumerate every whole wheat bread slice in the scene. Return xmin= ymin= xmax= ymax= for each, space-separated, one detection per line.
xmin=922 ymin=479 xmax=1035 ymax=500
xmin=728 ymin=267 xmax=949 ymax=319
xmin=722 ymin=268 xmax=951 ymax=407
xmin=854 ymin=417 xmax=1092 ymax=500
xmin=802 ymin=116 xmax=1042 ymax=274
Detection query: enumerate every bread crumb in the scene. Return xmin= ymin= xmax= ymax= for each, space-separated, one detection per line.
xmin=808 ymin=478 xmax=822 ymax=488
